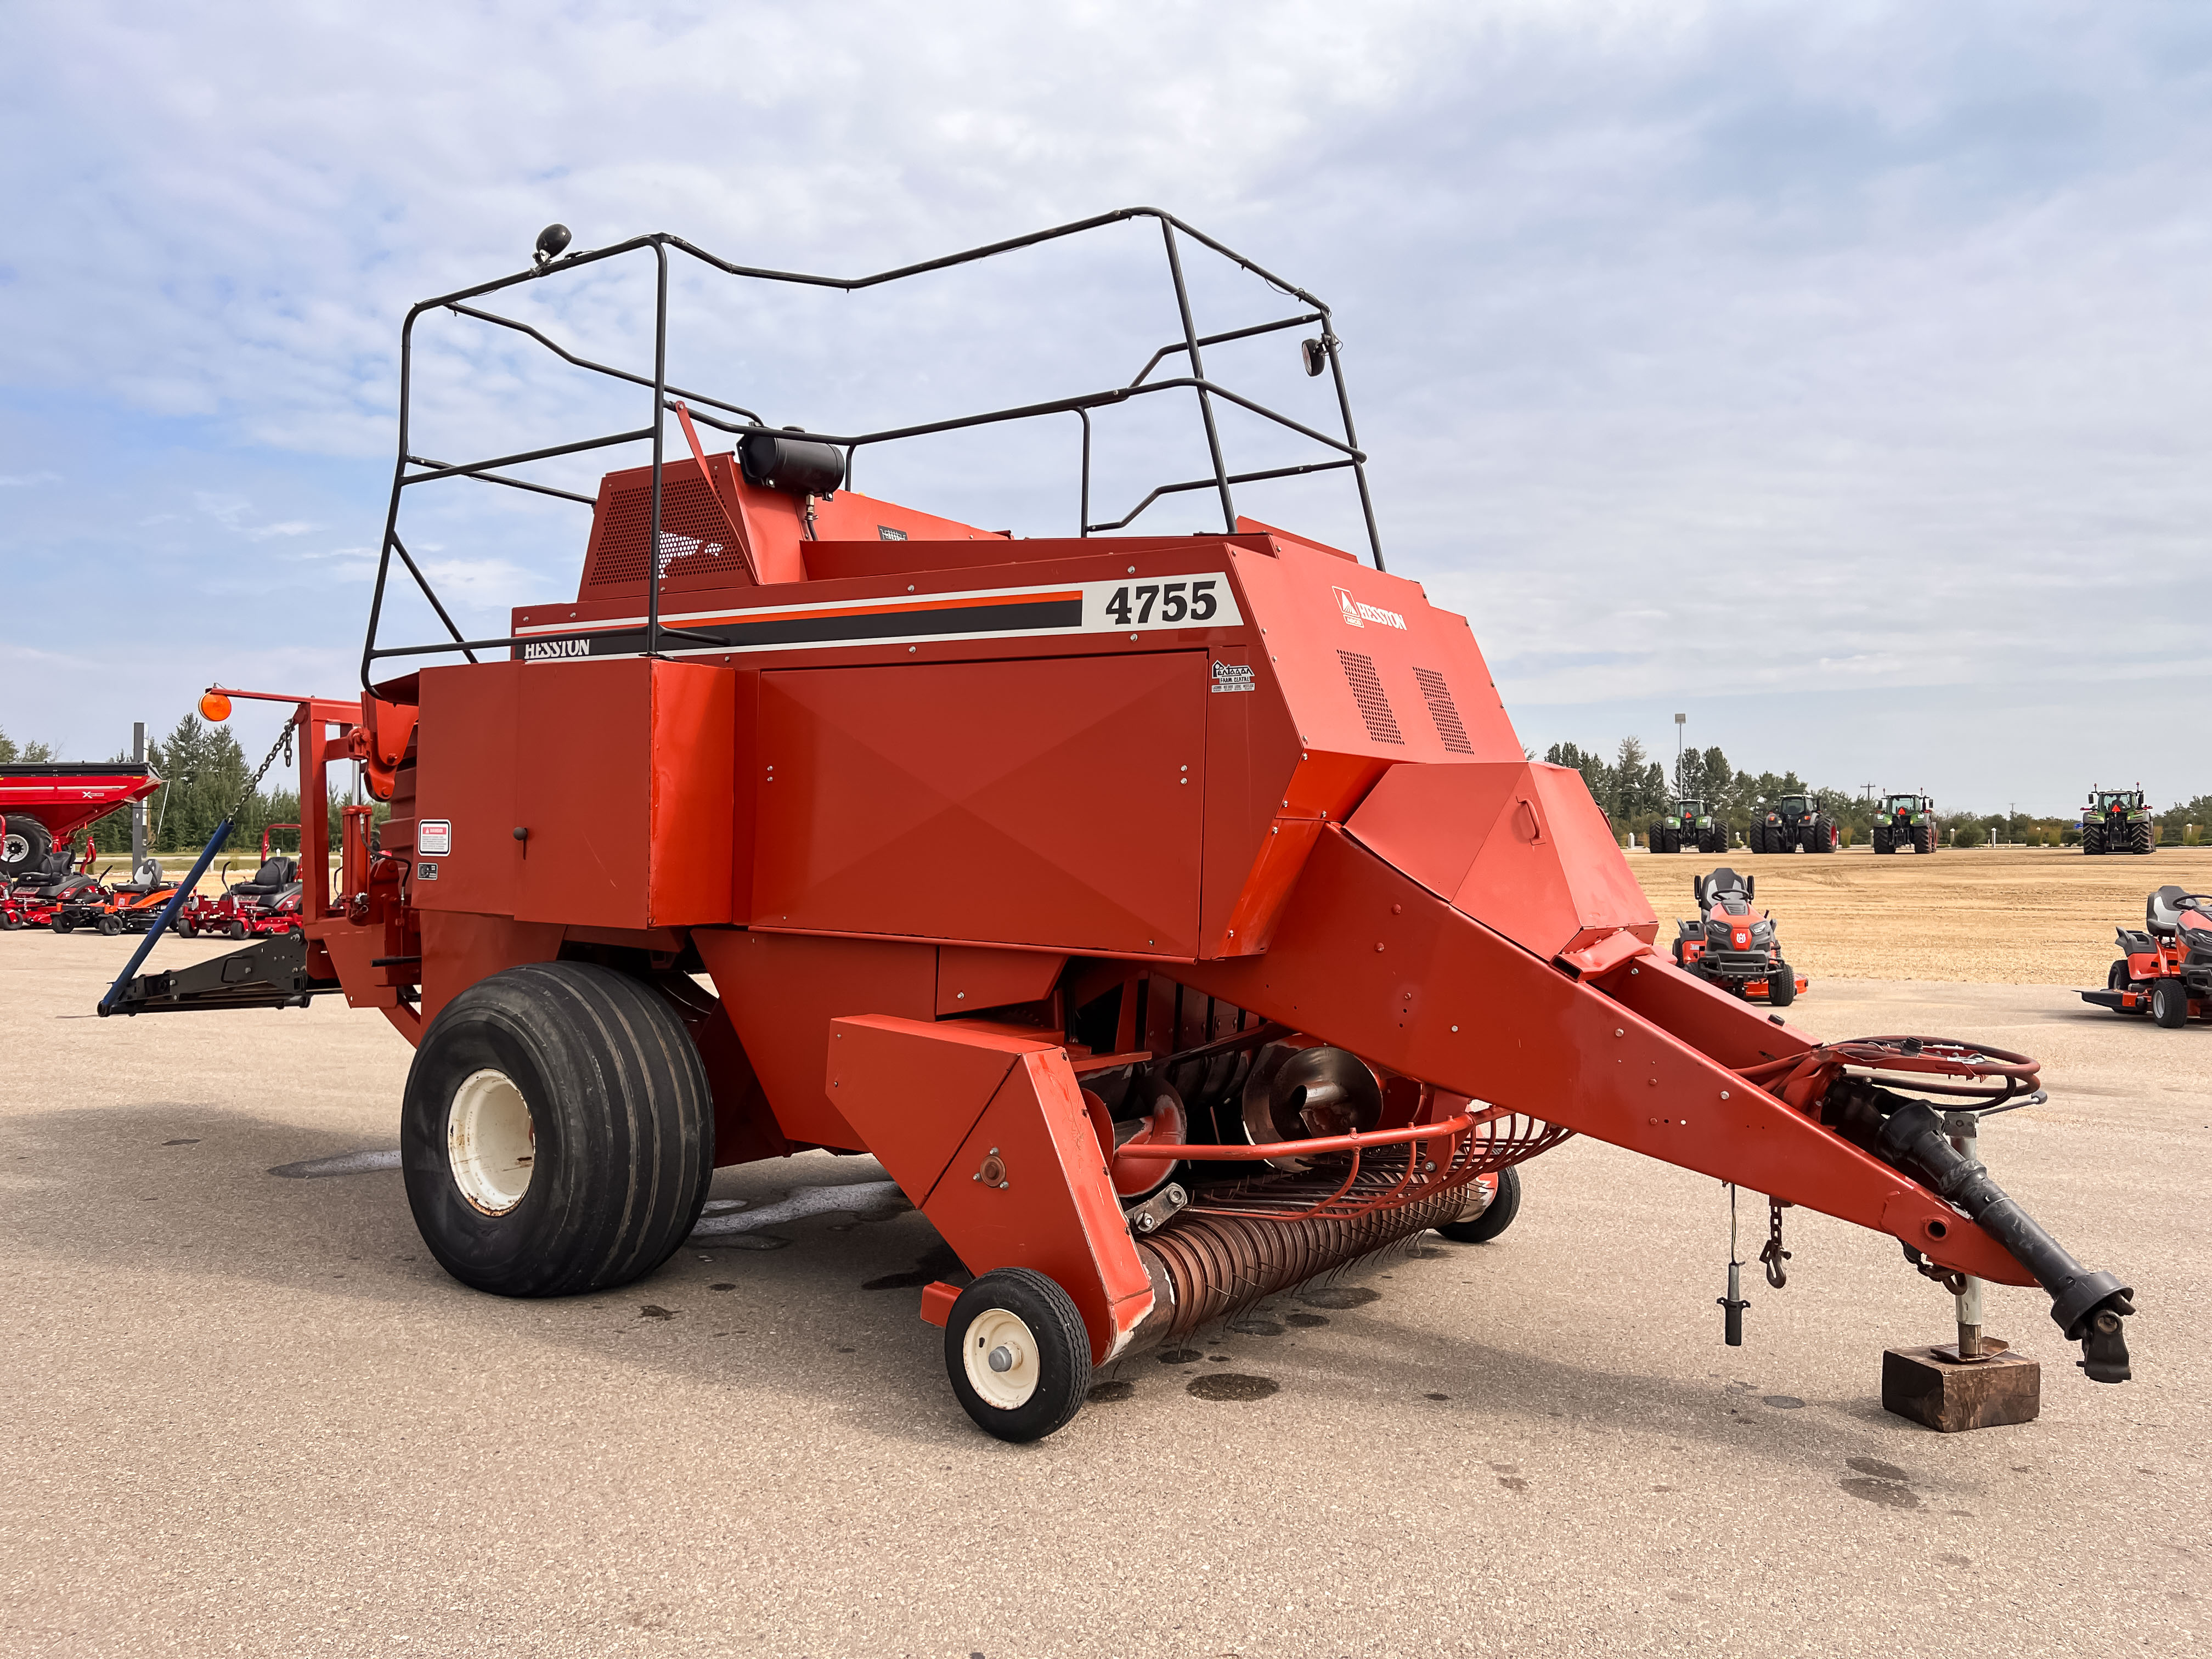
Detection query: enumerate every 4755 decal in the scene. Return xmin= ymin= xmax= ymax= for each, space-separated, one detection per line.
xmin=1101 ymin=578 xmax=1222 ymax=628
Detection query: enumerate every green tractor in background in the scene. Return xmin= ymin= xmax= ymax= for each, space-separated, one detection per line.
xmin=2083 ymin=787 xmax=2157 ymax=855
xmin=1650 ymin=797 xmax=1727 ymax=855
xmin=1872 ymin=793 xmax=1939 ymax=855
xmin=1752 ymin=793 xmax=1839 ymax=854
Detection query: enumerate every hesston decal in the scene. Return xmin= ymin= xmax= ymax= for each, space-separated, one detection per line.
xmin=1333 ymin=586 xmax=1407 ymax=631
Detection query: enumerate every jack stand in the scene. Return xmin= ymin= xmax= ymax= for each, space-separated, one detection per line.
xmin=1882 ymin=1110 xmax=2041 ymax=1432
xmin=1718 ymin=1184 xmax=1750 ymax=1346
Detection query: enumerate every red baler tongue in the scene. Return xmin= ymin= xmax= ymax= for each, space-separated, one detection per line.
xmin=1184 ymin=758 xmax=2136 ymax=1382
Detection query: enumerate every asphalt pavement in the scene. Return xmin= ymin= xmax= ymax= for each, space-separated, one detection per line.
xmin=2 ymin=934 xmax=2204 ymax=1656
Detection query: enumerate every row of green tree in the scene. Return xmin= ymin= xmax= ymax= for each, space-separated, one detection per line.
xmin=1541 ymin=736 xmax=2210 ymax=847
xmin=4 ymin=714 xmax=378 ymax=857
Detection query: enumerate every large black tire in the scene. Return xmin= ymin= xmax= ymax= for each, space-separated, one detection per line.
xmin=1912 ymin=825 xmax=1934 ymax=854
xmin=1 ymin=815 xmax=52 ymax=879
xmin=2151 ymin=978 xmax=2189 ymax=1028
xmin=1435 ymin=1164 xmax=1523 ymax=1244
xmin=2108 ymin=960 xmax=2131 ymax=991
xmin=944 ymin=1267 xmax=1091 ymax=1443
xmin=1814 ymin=815 xmax=1838 ymax=853
xmin=2082 ymin=825 xmax=2105 ymax=855
xmin=401 ymin=961 xmax=714 ymax=1298
xmin=1871 ymin=826 xmax=1892 ymax=855
xmin=1767 ymin=962 xmax=1797 ymax=1007
xmin=1656 ymin=827 xmax=1677 ymax=854
xmin=2131 ymin=821 xmax=2155 ymax=855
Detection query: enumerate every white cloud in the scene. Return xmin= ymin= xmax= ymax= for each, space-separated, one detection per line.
xmin=2 ymin=1 xmax=2209 ymax=803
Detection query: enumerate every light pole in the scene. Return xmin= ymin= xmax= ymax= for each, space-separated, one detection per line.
xmin=1674 ymin=712 xmax=1685 ymax=795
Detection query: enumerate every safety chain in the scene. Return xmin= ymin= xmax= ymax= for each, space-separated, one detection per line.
xmin=224 ymin=718 xmax=297 ymax=825
xmin=1760 ymin=1199 xmax=1792 ymax=1289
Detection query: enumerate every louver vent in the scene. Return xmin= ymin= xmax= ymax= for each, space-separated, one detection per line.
xmin=1412 ymin=667 xmax=1475 ymax=754
xmin=581 ymin=466 xmax=753 ymax=591
xmin=1337 ymin=650 xmax=1403 ymax=744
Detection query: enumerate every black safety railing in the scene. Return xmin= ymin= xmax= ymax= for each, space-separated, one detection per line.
xmin=361 ymin=206 xmax=1380 ymax=686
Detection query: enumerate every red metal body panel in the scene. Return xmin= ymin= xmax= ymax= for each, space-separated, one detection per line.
xmin=1347 ymin=761 xmax=1660 ymax=960
xmin=692 ymin=928 xmax=936 ymax=1149
xmin=936 ymin=946 xmax=1065 ymax=1015
xmin=751 ymin=653 xmax=1208 ymax=955
xmin=415 ymin=659 xmax=735 ymax=929
xmin=412 ymin=663 xmax=523 ymax=919
xmin=828 ymin=1015 xmax=1154 ymax=1362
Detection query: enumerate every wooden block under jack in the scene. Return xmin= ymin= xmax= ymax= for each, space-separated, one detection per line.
xmin=1882 ymin=1345 xmax=2041 ymax=1432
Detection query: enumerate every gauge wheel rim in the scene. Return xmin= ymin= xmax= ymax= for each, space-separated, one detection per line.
xmin=960 ymin=1306 xmax=1042 ymax=1410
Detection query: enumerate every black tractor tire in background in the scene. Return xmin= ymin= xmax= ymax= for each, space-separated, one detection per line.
xmin=2082 ymin=825 xmax=2105 ymax=855
xmin=2151 ymin=978 xmax=2189 ymax=1028
xmin=1646 ymin=822 xmax=1664 ymax=853
xmin=1767 ymin=963 xmax=1797 ymax=1007
xmin=1436 ymin=1165 xmax=1523 ymax=1244
xmin=400 ymin=960 xmax=715 ymax=1299
xmin=1872 ymin=826 xmax=1892 ymax=854
xmin=1912 ymin=825 xmax=1934 ymax=854
xmin=2130 ymin=821 xmax=2155 ymax=855
xmin=1 ymin=815 xmax=53 ymax=880
xmin=1814 ymin=814 xmax=1839 ymax=852
xmin=1702 ymin=827 xmax=1728 ymax=855
xmin=1656 ymin=827 xmax=1678 ymax=854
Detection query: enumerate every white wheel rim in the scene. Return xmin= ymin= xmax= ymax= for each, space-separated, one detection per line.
xmin=962 ymin=1306 xmax=1041 ymax=1410
xmin=448 ymin=1068 xmax=535 ymax=1215
xmin=2 ymin=831 xmax=26 ymax=864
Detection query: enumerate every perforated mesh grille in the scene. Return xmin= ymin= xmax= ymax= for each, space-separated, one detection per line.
xmin=1412 ymin=667 xmax=1474 ymax=754
xmin=582 ymin=473 xmax=752 ymax=591
xmin=1337 ymin=650 xmax=1403 ymax=744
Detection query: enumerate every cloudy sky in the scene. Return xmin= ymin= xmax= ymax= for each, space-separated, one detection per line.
xmin=3 ymin=2 xmax=2207 ymax=813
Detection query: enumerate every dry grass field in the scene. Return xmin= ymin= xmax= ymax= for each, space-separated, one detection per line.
xmin=1629 ymin=843 xmax=2212 ymax=987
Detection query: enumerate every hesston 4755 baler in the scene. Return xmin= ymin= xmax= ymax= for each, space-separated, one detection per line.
xmin=101 ymin=212 xmax=2134 ymax=1441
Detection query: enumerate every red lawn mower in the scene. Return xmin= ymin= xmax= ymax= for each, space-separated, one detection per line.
xmin=180 ymin=825 xmax=306 ymax=939
xmin=5 ymin=838 xmax=107 ymax=930
xmin=2080 ymin=886 xmax=2212 ymax=1027
xmin=1671 ymin=867 xmax=1805 ymax=1006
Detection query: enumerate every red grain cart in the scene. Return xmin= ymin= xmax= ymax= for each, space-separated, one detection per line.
xmin=2 ymin=764 xmax=161 ymax=877
xmin=104 ymin=213 xmax=2134 ymax=1440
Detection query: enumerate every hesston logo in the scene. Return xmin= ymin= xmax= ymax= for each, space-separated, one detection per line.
xmin=1333 ymin=586 xmax=1407 ymax=631
xmin=523 ymin=638 xmax=591 ymax=661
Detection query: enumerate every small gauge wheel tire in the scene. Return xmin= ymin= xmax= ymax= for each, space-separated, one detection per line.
xmin=943 ymin=1267 xmax=1092 ymax=1443
xmin=1435 ymin=1164 xmax=1523 ymax=1244
xmin=1766 ymin=963 xmax=1797 ymax=1007
xmin=2107 ymin=960 xmax=2130 ymax=992
xmin=2151 ymin=978 xmax=2189 ymax=1029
